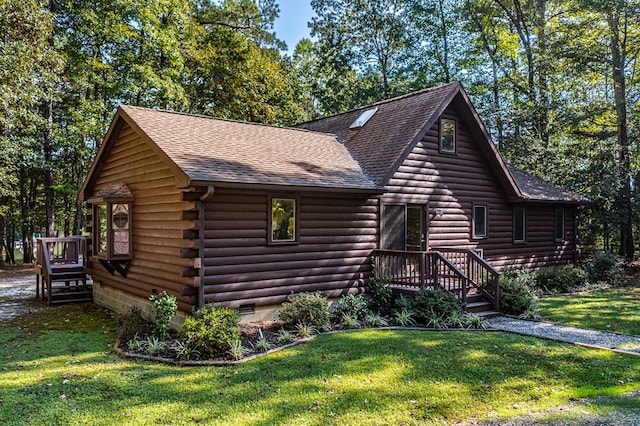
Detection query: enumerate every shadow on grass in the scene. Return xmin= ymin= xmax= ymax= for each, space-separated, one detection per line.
xmin=1 ymin=317 xmax=639 ymax=425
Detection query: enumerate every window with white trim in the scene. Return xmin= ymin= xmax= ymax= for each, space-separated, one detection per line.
xmin=440 ymin=118 xmax=456 ymax=153
xmin=270 ymin=197 xmax=297 ymax=244
xmin=513 ymin=207 xmax=526 ymax=243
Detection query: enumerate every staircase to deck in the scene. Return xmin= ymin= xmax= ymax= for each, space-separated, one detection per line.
xmin=373 ymin=249 xmax=500 ymax=317
xmin=35 ymin=237 xmax=92 ymax=305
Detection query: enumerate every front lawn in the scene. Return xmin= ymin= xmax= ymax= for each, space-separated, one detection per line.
xmin=1 ymin=304 xmax=639 ymax=425
xmin=536 ymin=286 xmax=640 ymax=336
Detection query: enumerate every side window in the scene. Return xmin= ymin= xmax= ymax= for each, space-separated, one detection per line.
xmin=92 ymin=201 xmax=133 ymax=259
xmin=554 ymin=208 xmax=565 ymax=242
xmin=513 ymin=207 xmax=526 ymax=243
xmin=472 ymin=204 xmax=487 ymax=239
xmin=439 ymin=118 xmax=456 ymax=153
xmin=270 ymin=197 xmax=297 ymax=244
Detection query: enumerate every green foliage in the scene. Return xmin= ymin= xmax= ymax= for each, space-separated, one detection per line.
xmin=332 ymin=293 xmax=369 ymax=322
xmin=179 ymin=306 xmax=241 ymax=360
xmin=149 ymin=291 xmax=178 ymax=339
xmin=411 ymin=288 xmax=463 ymax=326
xmin=535 ymin=265 xmax=588 ymax=294
xmin=363 ymin=312 xmax=389 ymax=327
xmin=340 ymin=313 xmax=361 ymax=329
xmin=393 ymin=309 xmax=416 ymax=327
xmin=367 ymin=275 xmax=393 ymax=316
xmin=499 ymin=272 xmax=537 ymax=316
xmin=227 ymin=338 xmax=248 ymax=360
xmin=117 ymin=306 xmax=146 ymax=342
xmin=295 ymin=322 xmax=317 ymax=338
xmin=276 ymin=329 xmax=294 ymax=345
xmin=584 ymin=251 xmax=625 ymax=286
xmin=278 ymin=292 xmax=330 ymax=329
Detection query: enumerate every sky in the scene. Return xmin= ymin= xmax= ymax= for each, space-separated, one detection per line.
xmin=273 ymin=1 xmax=315 ymax=53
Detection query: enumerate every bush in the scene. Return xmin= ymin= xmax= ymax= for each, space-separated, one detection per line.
xmin=179 ymin=306 xmax=240 ymax=360
xmin=118 ymin=306 xmax=146 ymax=342
xmin=149 ymin=291 xmax=178 ymax=339
xmin=411 ymin=288 xmax=463 ymax=326
xmin=278 ymin=292 xmax=330 ymax=329
xmin=332 ymin=293 xmax=369 ymax=322
xmin=535 ymin=265 xmax=588 ymax=294
xmin=367 ymin=275 xmax=393 ymax=316
xmin=584 ymin=251 xmax=625 ymax=286
xmin=499 ymin=273 xmax=536 ymax=316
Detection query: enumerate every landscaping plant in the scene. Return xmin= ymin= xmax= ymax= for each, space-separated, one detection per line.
xmin=278 ymin=291 xmax=330 ymax=329
xmin=411 ymin=288 xmax=464 ymax=326
xmin=332 ymin=293 xmax=369 ymax=322
xmin=149 ymin=290 xmax=177 ymax=339
xmin=179 ymin=305 xmax=241 ymax=359
xmin=367 ymin=274 xmax=393 ymax=315
xmin=499 ymin=270 xmax=537 ymax=315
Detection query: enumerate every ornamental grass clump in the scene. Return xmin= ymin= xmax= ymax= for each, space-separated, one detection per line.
xmin=179 ymin=306 xmax=241 ymax=360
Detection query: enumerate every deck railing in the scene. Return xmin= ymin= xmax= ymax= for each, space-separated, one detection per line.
xmin=372 ymin=250 xmax=469 ymax=301
xmin=372 ymin=248 xmax=500 ymax=310
xmin=35 ymin=237 xmax=88 ymax=303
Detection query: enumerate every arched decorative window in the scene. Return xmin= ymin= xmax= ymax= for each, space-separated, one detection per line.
xmin=88 ymin=182 xmax=134 ymax=261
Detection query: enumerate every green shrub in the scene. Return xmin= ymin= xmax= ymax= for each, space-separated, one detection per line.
xmin=179 ymin=306 xmax=240 ymax=360
xmin=149 ymin=291 xmax=178 ymax=339
xmin=411 ymin=288 xmax=463 ymax=326
xmin=393 ymin=294 xmax=414 ymax=312
xmin=499 ymin=274 xmax=536 ymax=316
xmin=584 ymin=251 xmax=625 ymax=286
xmin=367 ymin=275 xmax=393 ymax=315
xmin=278 ymin=292 xmax=330 ymax=329
xmin=332 ymin=293 xmax=369 ymax=321
xmin=117 ymin=306 xmax=146 ymax=342
xmin=535 ymin=265 xmax=588 ymax=294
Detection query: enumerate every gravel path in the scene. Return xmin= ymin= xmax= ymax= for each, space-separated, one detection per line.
xmin=0 ymin=270 xmax=44 ymax=321
xmin=489 ymin=315 xmax=640 ymax=354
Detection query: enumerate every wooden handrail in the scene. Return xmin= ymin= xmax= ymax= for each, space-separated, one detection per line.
xmin=467 ymin=250 xmax=500 ymax=311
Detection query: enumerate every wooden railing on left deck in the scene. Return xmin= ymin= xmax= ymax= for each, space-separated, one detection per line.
xmin=35 ymin=237 xmax=87 ymax=303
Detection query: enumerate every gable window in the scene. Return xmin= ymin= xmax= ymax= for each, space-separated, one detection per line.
xmin=554 ymin=208 xmax=565 ymax=242
xmin=270 ymin=197 xmax=297 ymax=244
xmin=440 ymin=118 xmax=456 ymax=153
xmin=472 ymin=204 xmax=487 ymax=239
xmin=89 ymin=183 xmax=134 ymax=260
xmin=513 ymin=207 xmax=526 ymax=243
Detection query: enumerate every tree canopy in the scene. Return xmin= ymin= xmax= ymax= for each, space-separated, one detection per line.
xmin=1 ymin=0 xmax=639 ymax=262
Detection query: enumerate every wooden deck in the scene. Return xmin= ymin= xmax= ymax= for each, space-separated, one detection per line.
xmin=372 ymin=249 xmax=500 ymax=316
xmin=35 ymin=237 xmax=92 ymax=305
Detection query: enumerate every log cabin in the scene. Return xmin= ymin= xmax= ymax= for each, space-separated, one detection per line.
xmin=79 ymin=82 xmax=588 ymax=322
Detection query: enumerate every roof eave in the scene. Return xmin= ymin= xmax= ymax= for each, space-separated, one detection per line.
xmin=188 ymin=179 xmax=383 ymax=195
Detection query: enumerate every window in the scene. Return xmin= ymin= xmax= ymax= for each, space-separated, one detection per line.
xmin=88 ymin=182 xmax=134 ymax=260
xmin=513 ymin=207 xmax=526 ymax=243
xmin=349 ymin=107 xmax=378 ymax=129
xmin=440 ymin=118 xmax=456 ymax=153
xmin=554 ymin=208 xmax=565 ymax=242
xmin=472 ymin=204 xmax=487 ymax=239
xmin=270 ymin=197 xmax=297 ymax=243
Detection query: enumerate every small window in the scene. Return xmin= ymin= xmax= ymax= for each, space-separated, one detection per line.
xmin=473 ymin=204 xmax=487 ymax=239
xmin=270 ymin=197 xmax=297 ymax=243
xmin=513 ymin=207 xmax=526 ymax=243
xmin=88 ymin=182 xmax=134 ymax=261
xmin=440 ymin=118 xmax=456 ymax=153
xmin=554 ymin=208 xmax=565 ymax=242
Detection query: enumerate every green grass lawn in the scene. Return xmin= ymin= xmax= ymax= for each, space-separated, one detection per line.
xmin=1 ymin=304 xmax=639 ymax=425
xmin=536 ymin=286 xmax=640 ymax=336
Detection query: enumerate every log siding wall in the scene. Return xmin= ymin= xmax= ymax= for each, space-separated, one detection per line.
xmin=89 ymin=124 xmax=197 ymax=312
xmin=201 ymin=188 xmax=377 ymax=308
xmin=384 ymin=106 xmax=577 ymax=269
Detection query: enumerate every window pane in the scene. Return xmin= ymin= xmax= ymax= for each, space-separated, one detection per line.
xmin=474 ymin=205 xmax=487 ymax=238
xmin=272 ymin=198 xmax=296 ymax=242
xmin=383 ymin=205 xmax=406 ymax=250
xmin=440 ymin=118 xmax=456 ymax=152
xmin=406 ymin=206 xmax=422 ymax=249
xmin=555 ymin=209 xmax=565 ymax=241
xmin=514 ymin=208 xmax=525 ymax=242
xmin=96 ymin=205 xmax=108 ymax=256
xmin=112 ymin=203 xmax=130 ymax=255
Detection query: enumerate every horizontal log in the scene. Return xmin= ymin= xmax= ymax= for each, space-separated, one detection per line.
xmin=181 ymin=267 xmax=198 ymax=277
xmin=203 ymin=249 xmax=373 ymax=268
xmin=208 ymin=286 xmax=366 ymax=309
xmin=210 ymin=280 xmax=364 ymax=303
xmin=181 ymin=248 xmax=199 ymax=258
xmin=183 ymin=229 xmax=199 ymax=240
xmin=135 ymin=202 xmax=196 ymax=214
xmin=204 ymin=241 xmax=375 ymax=257
xmin=134 ymin=235 xmax=195 ymax=249
xmin=182 ymin=210 xmax=198 ymax=221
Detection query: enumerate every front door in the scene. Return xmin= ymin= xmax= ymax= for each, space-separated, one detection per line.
xmin=406 ymin=205 xmax=426 ymax=251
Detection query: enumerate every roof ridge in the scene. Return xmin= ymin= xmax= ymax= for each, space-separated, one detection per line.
xmin=297 ymin=81 xmax=461 ymax=125
xmin=119 ymin=105 xmax=333 ymax=137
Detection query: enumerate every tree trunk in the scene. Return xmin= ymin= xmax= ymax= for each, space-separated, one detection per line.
xmin=608 ymin=10 xmax=634 ymax=261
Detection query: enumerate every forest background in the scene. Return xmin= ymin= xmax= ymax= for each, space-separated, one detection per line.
xmin=1 ymin=0 xmax=638 ymax=263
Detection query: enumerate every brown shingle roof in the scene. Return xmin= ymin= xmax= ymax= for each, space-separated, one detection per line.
xmin=118 ymin=105 xmax=377 ymax=191
xmin=297 ymin=83 xmax=461 ymax=186
xmin=507 ymin=165 xmax=589 ymax=204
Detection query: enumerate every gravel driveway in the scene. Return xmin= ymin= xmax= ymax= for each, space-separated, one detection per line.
xmin=0 ymin=270 xmax=45 ymax=321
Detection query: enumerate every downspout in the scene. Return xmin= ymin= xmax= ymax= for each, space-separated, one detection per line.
xmin=198 ymin=186 xmax=215 ymax=308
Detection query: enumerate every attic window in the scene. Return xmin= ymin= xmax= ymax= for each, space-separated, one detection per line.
xmin=349 ymin=107 xmax=378 ymax=129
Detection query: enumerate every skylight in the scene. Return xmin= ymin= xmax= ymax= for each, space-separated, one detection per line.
xmin=349 ymin=107 xmax=378 ymax=129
